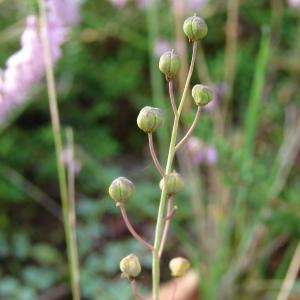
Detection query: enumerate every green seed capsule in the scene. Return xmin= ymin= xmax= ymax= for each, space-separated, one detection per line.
xmin=108 ymin=177 xmax=134 ymax=203
xmin=192 ymin=84 xmax=214 ymax=106
xmin=120 ymin=254 xmax=142 ymax=279
xmin=137 ymin=106 xmax=163 ymax=133
xmin=169 ymin=257 xmax=190 ymax=277
xmin=159 ymin=50 xmax=180 ymax=81
xmin=159 ymin=172 xmax=185 ymax=195
xmin=183 ymin=15 xmax=208 ymax=42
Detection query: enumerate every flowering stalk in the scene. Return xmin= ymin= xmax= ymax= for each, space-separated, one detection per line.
xmin=152 ymin=41 xmax=198 ymax=300
xmin=38 ymin=1 xmax=80 ymax=299
xmin=108 ymin=14 xmax=213 ymax=300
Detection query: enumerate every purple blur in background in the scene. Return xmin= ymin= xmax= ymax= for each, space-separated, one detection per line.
xmin=0 ymin=0 xmax=80 ymax=124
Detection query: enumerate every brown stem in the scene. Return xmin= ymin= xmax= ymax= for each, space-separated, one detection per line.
xmin=168 ymin=80 xmax=177 ymax=116
xmin=131 ymin=280 xmax=144 ymax=300
xmin=165 ymin=206 xmax=177 ymax=221
xmin=170 ymin=278 xmax=178 ymax=300
xmin=159 ymin=197 xmax=173 ymax=258
xmin=118 ymin=203 xmax=154 ymax=251
xmin=148 ymin=133 xmax=165 ymax=177
xmin=175 ymin=107 xmax=201 ymax=151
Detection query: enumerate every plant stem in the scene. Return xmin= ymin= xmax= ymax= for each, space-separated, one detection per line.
xmin=152 ymin=42 xmax=198 ymax=300
xmin=168 ymin=81 xmax=178 ymax=116
xmin=148 ymin=133 xmax=165 ymax=177
xmin=175 ymin=107 xmax=201 ymax=151
xmin=66 ymin=128 xmax=81 ymax=300
xmin=170 ymin=278 xmax=178 ymax=300
xmin=38 ymin=1 xmax=80 ymax=299
xmin=131 ymin=280 xmax=144 ymax=300
xmin=158 ymin=197 xmax=173 ymax=259
xmin=119 ymin=203 xmax=154 ymax=251
xmin=276 ymin=240 xmax=300 ymax=300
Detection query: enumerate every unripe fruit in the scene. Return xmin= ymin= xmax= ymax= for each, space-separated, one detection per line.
xmin=183 ymin=15 xmax=208 ymax=42
xmin=108 ymin=177 xmax=134 ymax=203
xmin=159 ymin=172 xmax=185 ymax=195
xmin=159 ymin=50 xmax=180 ymax=81
xmin=169 ymin=257 xmax=190 ymax=277
xmin=120 ymin=254 xmax=141 ymax=279
xmin=137 ymin=106 xmax=163 ymax=133
xmin=192 ymin=84 xmax=214 ymax=106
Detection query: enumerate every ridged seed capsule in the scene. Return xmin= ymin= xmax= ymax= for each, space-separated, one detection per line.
xmin=183 ymin=15 xmax=208 ymax=42
xmin=108 ymin=177 xmax=134 ymax=204
xmin=159 ymin=50 xmax=180 ymax=81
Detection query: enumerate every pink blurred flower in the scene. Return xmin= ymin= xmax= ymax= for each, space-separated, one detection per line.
xmin=136 ymin=0 xmax=151 ymax=9
xmin=154 ymin=38 xmax=175 ymax=57
xmin=186 ymin=137 xmax=218 ymax=166
xmin=288 ymin=0 xmax=300 ymax=8
xmin=62 ymin=148 xmax=82 ymax=176
xmin=205 ymin=146 xmax=218 ymax=165
xmin=187 ymin=0 xmax=208 ymax=11
xmin=0 ymin=0 xmax=80 ymax=124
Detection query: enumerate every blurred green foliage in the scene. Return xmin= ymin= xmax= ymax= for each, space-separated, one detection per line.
xmin=0 ymin=0 xmax=300 ymax=299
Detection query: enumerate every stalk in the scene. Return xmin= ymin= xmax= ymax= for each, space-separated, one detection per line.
xmin=152 ymin=42 xmax=198 ymax=300
xmin=38 ymin=1 xmax=80 ymax=299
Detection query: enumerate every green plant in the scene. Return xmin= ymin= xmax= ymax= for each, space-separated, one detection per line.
xmin=108 ymin=14 xmax=214 ymax=300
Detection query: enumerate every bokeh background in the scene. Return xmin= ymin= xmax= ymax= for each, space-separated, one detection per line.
xmin=0 ymin=0 xmax=300 ymax=299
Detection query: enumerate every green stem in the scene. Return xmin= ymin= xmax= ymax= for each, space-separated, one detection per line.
xmin=152 ymin=42 xmax=198 ymax=300
xmin=38 ymin=1 xmax=80 ymax=299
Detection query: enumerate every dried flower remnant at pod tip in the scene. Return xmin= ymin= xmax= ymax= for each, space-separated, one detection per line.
xmin=137 ymin=106 xmax=163 ymax=133
xmin=159 ymin=172 xmax=185 ymax=196
xmin=120 ymin=254 xmax=142 ymax=279
xmin=183 ymin=15 xmax=208 ymax=42
xmin=169 ymin=257 xmax=191 ymax=277
xmin=192 ymin=84 xmax=214 ymax=106
xmin=159 ymin=50 xmax=181 ymax=81
xmin=108 ymin=177 xmax=134 ymax=204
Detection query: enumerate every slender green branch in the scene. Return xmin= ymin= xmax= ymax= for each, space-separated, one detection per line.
xmin=118 ymin=203 xmax=154 ymax=251
xmin=175 ymin=106 xmax=201 ymax=151
xmin=152 ymin=42 xmax=198 ymax=300
xmin=148 ymin=133 xmax=165 ymax=177
xmin=168 ymin=81 xmax=178 ymax=116
xmin=38 ymin=1 xmax=80 ymax=299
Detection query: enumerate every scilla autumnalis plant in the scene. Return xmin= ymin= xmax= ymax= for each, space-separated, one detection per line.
xmin=108 ymin=14 xmax=214 ymax=300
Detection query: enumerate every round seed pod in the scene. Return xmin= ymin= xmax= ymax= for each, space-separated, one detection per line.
xmin=108 ymin=177 xmax=134 ymax=203
xmin=192 ymin=84 xmax=214 ymax=106
xmin=159 ymin=172 xmax=185 ymax=195
xmin=120 ymin=254 xmax=142 ymax=279
xmin=183 ymin=15 xmax=208 ymax=42
xmin=159 ymin=50 xmax=180 ymax=81
xmin=137 ymin=106 xmax=163 ymax=133
xmin=169 ymin=257 xmax=190 ymax=277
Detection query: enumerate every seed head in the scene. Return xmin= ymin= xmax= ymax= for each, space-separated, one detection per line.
xmin=108 ymin=177 xmax=134 ymax=203
xmin=137 ymin=106 xmax=163 ymax=133
xmin=192 ymin=84 xmax=214 ymax=106
xmin=159 ymin=50 xmax=180 ymax=81
xmin=120 ymin=254 xmax=142 ymax=279
xmin=169 ymin=257 xmax=190 ymax=277
xmin=159 ymin=172 xmax=185 ymax=196
xmin=183 ymin=15 xmax=208 ymax=42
